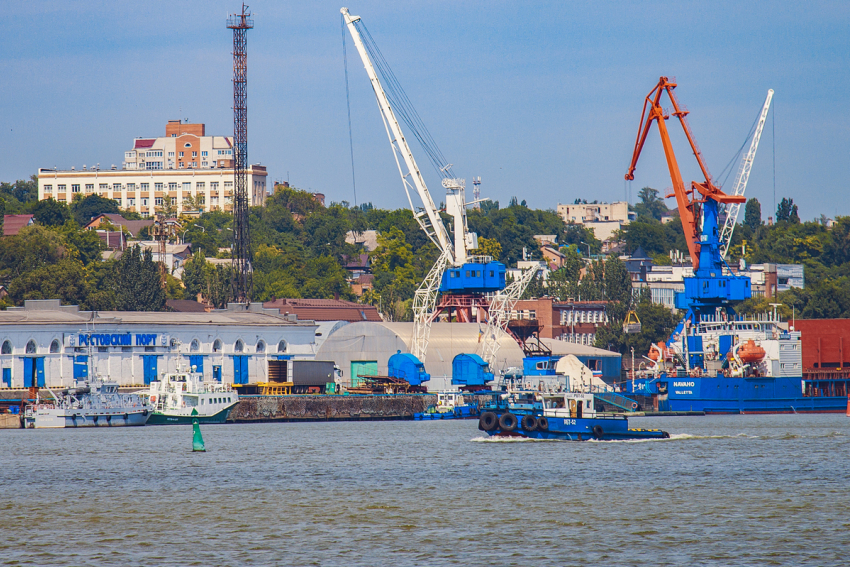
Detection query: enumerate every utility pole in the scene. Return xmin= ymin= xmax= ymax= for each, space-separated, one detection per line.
xmin=227 ymin=3 xmax=253 ymax=303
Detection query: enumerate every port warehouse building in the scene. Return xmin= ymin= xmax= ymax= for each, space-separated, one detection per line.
xmin=315 ymin=322 xmax=622 ymax=389
xmin=0 ymin=299 xmax=621 ymax=390
xmin=0 ymin=300 xmax=318 ymax=389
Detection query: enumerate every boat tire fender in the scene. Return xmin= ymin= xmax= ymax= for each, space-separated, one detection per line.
xmin=662 ymin=431 xmax=671 ymax=439
xmin=521 ymin=415 xmax=537 ymax=431
xmin=592 ymin=425 xmax=604 ymax=439
xmin=536 ymin=416 xmax=549 ymax=431
xmin=479 ymin=412 xmax=498 ymax=431
xmin=498 ymin=413 xmax=518 ymax=432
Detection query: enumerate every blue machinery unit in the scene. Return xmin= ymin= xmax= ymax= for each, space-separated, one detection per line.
xmin=439 ymin=261 xmax=506 ymax=294
xmin=451 ymin=353 xmax=494 ymax=388
xmin=388 ymin=351 xmax=430 ymax=387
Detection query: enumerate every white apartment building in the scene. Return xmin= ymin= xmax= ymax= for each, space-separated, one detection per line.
xmin=556 ymin=201 xmax=634 ymax=242
xmin=37 ymin=120 xmax=268 ymax=216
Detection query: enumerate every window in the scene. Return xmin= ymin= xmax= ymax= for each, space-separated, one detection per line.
xmin=142 ymin=198 xmax=148 ymax=206
xmin=234 ymin=340 xmax=244 ymax=353
xmin=224 ymin=181 xmax=233 ymax=189
xmin=155 ymin=183 xmax=163 ymax=191
xmin=113 ymin=183 xmax=122 ymax=190
xmin=168 ymin=183 xmax=177 ymax=191
xmin=71 ymin=184 xmax=80 ymax=193
xmin=99 ymin=183 xmax=108 ymax=191
xmin=201 ymin=151 xmax=208 ymax=157
xmin=50 ymin=339 xmax=61 ymax=353
xmin=141 ymin=183 xmax=149 ymax=191
xmin=168 ymin=151 xmax=175 ymax=157
xmin=179 ymin=151 xmax=184 ymax=157
xmin=26 ymin=340 xmax=37 ymax=354
xmin=1 ymin=340 xmax=11 ymax=354
xmin=44 ymin=184 xmax=53 ymax=193
xmin=58 ymin=184 xmax=66 ymax=192
xmin=192 ymin=151 xmax=197 ymax=157
xmin=213 ymin=339 xmax=222 ymax=353
xmin=190 ymin=339 xmax=200 ymax=352
xmin=197 ymin=195 xmax=205 ymax=205
xmin=184 ymin=143 xmax=191 ymax=148
xmin=202 ymin=162 xmax=209 ymax=167
xmin=146 ymin=151 xmax=162 ymax=158
xmin=114 ymin=198 xmax=122 ymax=205
xmin=86 ymin=184 xmax=94 ymax=192
xmin=179 ymin=162 xmax=185 ymax=168
xmin=128 ymin=198 xmax=135 ymax=206
xmin=256 ymin=340 xmax=266 ymax=353
xmin=127 ymin=183 xmax=136 ymax=191
xmin=182 ymin=182 xmax=191 ymax=191
xmin=196 ymin=182 xmax=205 ymax=190
xmin=145 ymin=161 xmax=163 ymax=170
xmin=210 ymin=182 xmax=219 ymax=191
xmin=170 ymin=197 xmax=177 ymax=205
xmin=155 ymin=197 xmax=163 ymax=206
xmin=191 ymin=162 xmax=197 ymax=168
xmin=277 ymin=340 xmax=287 ymax=353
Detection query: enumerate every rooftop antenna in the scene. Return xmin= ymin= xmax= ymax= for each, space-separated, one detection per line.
xmin=227 ymin=3 xmax=254 ymax=303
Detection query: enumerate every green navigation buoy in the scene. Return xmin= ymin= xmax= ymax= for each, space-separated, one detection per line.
xmin=191 ymin=408 xmax=205 ymax=452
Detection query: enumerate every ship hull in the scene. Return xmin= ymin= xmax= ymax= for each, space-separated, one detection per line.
xmin=146 ymin=405 xmax=235 ymax=425
xmin=655 ymin=375 xmax=848 ymax=414
xmin=25 ymin=410 xmax=150 ymax=429
xmin=482 ymin=415 xmax=669 ymax=441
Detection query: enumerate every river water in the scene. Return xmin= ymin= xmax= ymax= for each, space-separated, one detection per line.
xmin=1 ymin=414 xmax=848 ymax=566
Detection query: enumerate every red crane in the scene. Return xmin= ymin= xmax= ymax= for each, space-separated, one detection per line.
xmin=624 ymin=77 xmax=745 ymax=271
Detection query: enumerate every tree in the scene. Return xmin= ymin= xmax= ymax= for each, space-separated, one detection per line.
xmin=634 ymin=187 xmax=668 ymax=221
xmin=744 ymin=198 xmax=762 ymax=231
xmin=776 ymin=198 xmax=799 ymax=224
xmin=114 ymin=246 xmax=165 ymax=311
xmin=71 ymin=194 xmax=119 ymax=226
xmin=471 ymin=236 xmax=502 ymax=261
xmin=8 ymin=257 xmax=87 ymax=305
xmin=32 ymin=199 xmax=71 ymax=227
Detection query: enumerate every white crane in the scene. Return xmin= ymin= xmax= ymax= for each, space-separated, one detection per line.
xmin=341 ymin=8 xmax=479 ymax=360
xmin=719 ymin=89 xmax=774 ymax=260
xmin=480 ymin=265 xmax=541 ymax=366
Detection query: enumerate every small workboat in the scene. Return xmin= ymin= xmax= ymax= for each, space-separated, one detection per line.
xmin=144 ymin=368 xmax=238 ymax=425
xmin=414 ymin=391 xmax=479 ymax=420
xmin=478 ymin=390 xmax=669 ymax=441
xmin=24 ymin=378 xmax=151 ymax=429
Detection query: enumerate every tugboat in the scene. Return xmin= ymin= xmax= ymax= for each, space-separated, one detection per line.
xmin=478 ymin=390 xmax=670 ymax=441
xmin=24 ymin=378 xmax=151 ymax=429
xmin=144 ymin=367 xmax=238 ymax=425
xmin=414 ymin=391 xmax=479 ymax=420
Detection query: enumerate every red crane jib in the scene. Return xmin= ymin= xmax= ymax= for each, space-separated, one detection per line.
xmin=624 ymin=76 xmax=743 ymax=269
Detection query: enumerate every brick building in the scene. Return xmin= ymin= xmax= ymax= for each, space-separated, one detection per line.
xmin=512 ymin=297 xmax=609 ymax=346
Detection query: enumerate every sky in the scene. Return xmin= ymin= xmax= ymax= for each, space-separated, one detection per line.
xmin=1 ymin=1 xmax=847 ymax=221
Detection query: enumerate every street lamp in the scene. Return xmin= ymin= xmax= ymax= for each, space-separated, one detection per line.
xmin=580 ymin=241 xmax=591 ymax=258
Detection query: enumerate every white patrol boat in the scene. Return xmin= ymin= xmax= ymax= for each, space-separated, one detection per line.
xmin=144 ymin=367 xmax=238 ymax=425
xmin=24 ymin=378 xmax=151 ymax=429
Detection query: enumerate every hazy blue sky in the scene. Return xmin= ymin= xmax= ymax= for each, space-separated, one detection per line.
xmin=1 ymin=1 xmax=847 ymax=220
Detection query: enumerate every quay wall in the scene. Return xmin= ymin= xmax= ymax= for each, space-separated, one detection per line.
xmin=229 ymin=394 xmax=439 ymax=422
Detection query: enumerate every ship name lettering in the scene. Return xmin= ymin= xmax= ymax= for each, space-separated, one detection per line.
xmin=673 ymin=381 xmax=695 ymax=387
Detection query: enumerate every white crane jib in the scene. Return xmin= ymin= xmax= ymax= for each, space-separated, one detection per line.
xmin=719 ymin=89 xmax=774 ymax=260
xmin=341 ymin=8 xmax=475 ymax=265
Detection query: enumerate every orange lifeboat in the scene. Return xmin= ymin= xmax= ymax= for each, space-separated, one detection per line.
xmin=737 ymin=340 xmax=766 ymax=364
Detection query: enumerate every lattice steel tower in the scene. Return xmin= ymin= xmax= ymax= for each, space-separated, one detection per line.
xmin=227 ymin=4 xmax=253 ymax=303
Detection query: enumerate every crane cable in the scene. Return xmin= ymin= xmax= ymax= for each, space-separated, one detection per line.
xmin=715 ymin=104 xmax=763 ymax=191
xmin=354 ymin=19 xmax=454 ymax=179
xmin=341 ymin=14 xmax=358 ymax=206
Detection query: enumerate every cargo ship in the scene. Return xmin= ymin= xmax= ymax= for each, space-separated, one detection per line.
xmin=624 ymin=314 xmax=850 ymax=414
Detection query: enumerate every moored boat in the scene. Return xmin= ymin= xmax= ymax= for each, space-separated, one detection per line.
xmin=144 ymin=368 xmax=238 ymax=425
xmin=478 ymin=390 xmax=669 ymax=441
xmin=414 ymin=391 xmax=479 ymax=420
xmin=24 ymin=379 xmax=151 ymax=429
